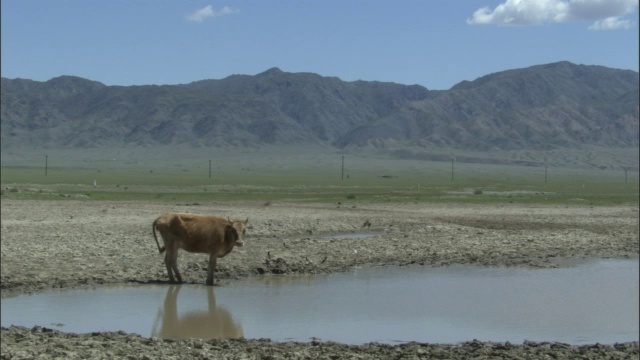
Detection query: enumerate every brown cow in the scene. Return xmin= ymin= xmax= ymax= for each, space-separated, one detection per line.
xmin=152 ymin=213 xmax=248 ymax=286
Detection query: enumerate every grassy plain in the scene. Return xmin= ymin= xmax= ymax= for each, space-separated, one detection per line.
xmin=1 ymin=147 xmax=637 ymax=205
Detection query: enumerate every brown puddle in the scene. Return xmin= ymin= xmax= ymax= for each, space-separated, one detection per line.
xmin=320 ymin=232 xmax=381 ymax=239
xmin=1 ymin=259 xmax=638 ymax=344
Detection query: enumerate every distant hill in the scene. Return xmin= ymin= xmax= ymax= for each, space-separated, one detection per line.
xmin=1 ymin=61 xmax=638 ymax=167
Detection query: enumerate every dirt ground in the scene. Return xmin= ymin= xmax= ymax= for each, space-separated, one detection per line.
xmin=1 ymin=199 xmax=638 ymax=359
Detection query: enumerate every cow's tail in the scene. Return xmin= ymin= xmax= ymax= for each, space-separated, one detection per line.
xmin=152 ymin=218 xmax=166 ymax=254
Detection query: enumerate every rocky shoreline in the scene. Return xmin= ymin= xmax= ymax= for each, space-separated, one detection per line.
xmin=1 ymin=199 xmax=638 ymax=358
xmin=1 ymin=326 xmax=638 ymax=359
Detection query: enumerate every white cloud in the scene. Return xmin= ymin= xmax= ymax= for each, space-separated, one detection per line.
xmin=186 ymin=5 xmax=238 ymax=23
xmin=467 ymin=0 xmax=637 ymax=30
xmin=588 ymin=16 xmax=632 ymax=30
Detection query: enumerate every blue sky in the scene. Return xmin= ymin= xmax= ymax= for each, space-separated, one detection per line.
xmin=2 ymin=0 xmax=638 ymax=90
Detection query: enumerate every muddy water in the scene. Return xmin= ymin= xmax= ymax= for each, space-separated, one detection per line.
xmin=321 ymin=232 xmax=381 ymax=239
xmin=1 ymin=259 xmax=638 ymax=345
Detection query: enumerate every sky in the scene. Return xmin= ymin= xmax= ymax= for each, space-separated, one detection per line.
xmin=1 ymin=0 xmax=638 ymax=90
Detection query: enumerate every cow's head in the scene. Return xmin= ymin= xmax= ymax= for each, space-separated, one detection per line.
xmin=226 ymin=218 xmax=248 ymax=247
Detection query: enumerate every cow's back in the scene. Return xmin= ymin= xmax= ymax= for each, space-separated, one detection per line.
xmin=176 ymin=214 xmax=229 ymax=253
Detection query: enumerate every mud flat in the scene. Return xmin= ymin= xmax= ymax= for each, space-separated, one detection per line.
xmin=1 ymin=199 xmax=638 ymax=359
xmin=2 ymin=326 xmax=638 ymax=359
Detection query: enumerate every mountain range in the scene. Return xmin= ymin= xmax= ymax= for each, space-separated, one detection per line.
xmin=1 ymin=61 xmax=638 ymax=167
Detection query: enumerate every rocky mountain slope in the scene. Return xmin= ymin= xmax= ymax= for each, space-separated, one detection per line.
xmin=1 ymin=62 xmax=638 ymax=158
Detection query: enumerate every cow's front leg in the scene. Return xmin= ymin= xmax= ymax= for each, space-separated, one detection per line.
xmin=206 ymin=254 xmax=217 ymax=286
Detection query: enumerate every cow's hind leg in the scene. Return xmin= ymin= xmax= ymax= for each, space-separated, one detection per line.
xmin=206 ymin=254 xmax=217 ymax=286
xmin=164 ymin=250 xmax=176 ymax=283
xmin=164 ymin=247 xmax=183 ymax=283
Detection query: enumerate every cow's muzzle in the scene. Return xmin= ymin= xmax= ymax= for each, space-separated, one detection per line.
xmin=236 ymin=240 xmax=244 ymax=247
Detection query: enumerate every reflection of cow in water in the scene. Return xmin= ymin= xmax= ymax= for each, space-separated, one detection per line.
xmin=151 ymin=285 xmax=243 ymax=340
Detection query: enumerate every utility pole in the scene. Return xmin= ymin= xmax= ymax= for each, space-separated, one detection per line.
xmin=45 ymin=155 xmax=48 ymax=176
xmin=341 ymin=155 xmax=344 ymax=180
xmin=209 ymin=160 xmax=212 ymax=179
xmin=624 ymin=167 xmax=628 ymax=184
xmin=451 ymin=157 xmax=455 ymax=182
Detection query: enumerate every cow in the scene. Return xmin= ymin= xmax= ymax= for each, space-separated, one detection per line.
xmin=152 ymin=213 xmax=248 ymax=286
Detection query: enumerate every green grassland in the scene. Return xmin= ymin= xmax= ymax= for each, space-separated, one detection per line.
xmin=1 ymin=150 xmax=637 ymax=205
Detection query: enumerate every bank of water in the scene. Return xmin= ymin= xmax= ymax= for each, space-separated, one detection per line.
xmin=2 ymin=259 xmax=638 ymax=345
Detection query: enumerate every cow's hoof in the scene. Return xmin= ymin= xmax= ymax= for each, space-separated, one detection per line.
xmin=206 ymin=280 xmax=214 ymax=286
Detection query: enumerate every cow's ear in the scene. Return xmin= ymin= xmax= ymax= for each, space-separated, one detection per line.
xmin=244 ymin=217 xmax=249 ymax=225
